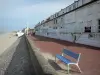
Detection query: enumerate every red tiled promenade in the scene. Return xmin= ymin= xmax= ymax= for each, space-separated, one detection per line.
xmin=29 ymin=35 xmax=100 ymax=75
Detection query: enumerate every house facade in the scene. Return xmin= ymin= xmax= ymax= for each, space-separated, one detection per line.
xmin=34 ymin=0 xmax=100 ymax=47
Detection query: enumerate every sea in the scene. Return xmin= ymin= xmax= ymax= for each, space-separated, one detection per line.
xmin=0 ymin=32 xmax=5 ymax=36
xmin=0 ymin=32 xmax=3 ymax=35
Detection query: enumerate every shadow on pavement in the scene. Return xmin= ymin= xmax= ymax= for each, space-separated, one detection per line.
xmin=48 ymin=59 xmax=80 ymax=74
xmin=48 ymin=59 xmax=62 ymax=70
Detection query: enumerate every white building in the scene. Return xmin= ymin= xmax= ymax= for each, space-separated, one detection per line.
xmin=35 ymin=0 xmax=100 ymax=47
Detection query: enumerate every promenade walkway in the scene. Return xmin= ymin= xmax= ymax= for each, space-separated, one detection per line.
xmin=29 ymin=35 xmax=100 ymax=75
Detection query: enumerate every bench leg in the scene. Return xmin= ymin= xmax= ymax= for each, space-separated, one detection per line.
xmin=76 ymin=64 xmax=82 ymax=73
xmin=67 ymin=64 xmax=70 ymax=74
xmin=55 ymin=56 xmax=56 ymax=63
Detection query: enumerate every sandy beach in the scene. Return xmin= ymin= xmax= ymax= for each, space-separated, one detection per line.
xmin=0 ymin=33 xmax=18 ymax=55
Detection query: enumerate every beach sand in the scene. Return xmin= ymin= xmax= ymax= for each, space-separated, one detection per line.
xmin=0 ymin=33 xmax=18 ymax=55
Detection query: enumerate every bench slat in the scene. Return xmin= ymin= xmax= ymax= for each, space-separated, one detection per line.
xmin=63 ymin=49 xmax=79 ymax=60
xmin=56 ymin=54 xmax=72 ymax=64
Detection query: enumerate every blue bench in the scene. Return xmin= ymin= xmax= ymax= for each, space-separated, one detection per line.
xmin=55 ymin=49 xmax=82 ymax=73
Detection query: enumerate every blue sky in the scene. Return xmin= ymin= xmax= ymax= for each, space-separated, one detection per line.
xmin=0 ymin=0 xmax=74 ymax=32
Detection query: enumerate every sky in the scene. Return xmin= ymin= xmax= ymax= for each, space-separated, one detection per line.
xmin=0 ymin=0 xmax=74 ymax=32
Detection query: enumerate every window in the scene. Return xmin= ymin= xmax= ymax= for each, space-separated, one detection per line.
xmin=55 ymin=27 xmax=57 ymax=29
xmin=54 ymin=20 xmax=55 ymax=24
xmin=53 ymin=27 xmax=57 ymax=29
xmin=61 ymin=18 xmax=63 ymax=22
xmin=54 ymin=19 xmax=57 ymax=24
xmin=98 ymin=19 xmax=100 ymax=32
xmin=84 ymin=27 xmax=91 ymax=33
xmin=57 ymin=13 xmax=59 ymax=16
xmin=99 ymin=20 xmax=100 ymax=25
xmin=56 ymin=19 xmax=57 ymax=24
xmin=43 ymin=25 xmax=45 ymax=27
xmin=82 ymin=0 xmax=85 ymax=4
xmin=68 ymin=6 xmax=71 ymax=11
xmin=73 ymin=3 xmax=76 ymax=9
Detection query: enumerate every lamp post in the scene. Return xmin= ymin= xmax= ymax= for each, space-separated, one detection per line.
xmin=26 ymin=22 xmax=29 ymax=35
